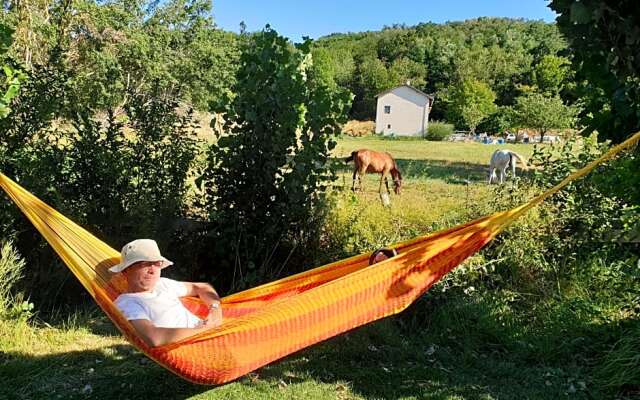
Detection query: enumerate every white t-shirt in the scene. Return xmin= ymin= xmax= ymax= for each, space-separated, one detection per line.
xmin=114 ymin=277 xmax=201 ymax=328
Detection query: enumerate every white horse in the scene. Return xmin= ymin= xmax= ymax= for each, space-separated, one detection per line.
xmin=488 ymin=149 xmax=528 ymax=184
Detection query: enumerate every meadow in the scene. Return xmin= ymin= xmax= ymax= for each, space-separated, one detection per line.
xmin=1 ymin=136 xmax=635 ymax=400
xmin=324 ymin=136 xmax=539 ymax=258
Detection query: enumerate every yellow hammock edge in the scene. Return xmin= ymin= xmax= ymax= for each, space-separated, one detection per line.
xmin=1 ymin=131 xmax=638 ymax=385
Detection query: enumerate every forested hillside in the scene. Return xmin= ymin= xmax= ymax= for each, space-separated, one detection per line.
xmin=312 ymin=18 xmax=571 ymax=127
xmin=2 ymin=4 xmax=576 ymax=134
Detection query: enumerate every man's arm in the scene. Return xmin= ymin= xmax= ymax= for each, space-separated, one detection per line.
xmin=182 ymin=282 xmax=220 ymax=305
xmin=182 ymin=281 xmax=223 ymax=326
xmin=129 ymin=318 xmax=215 ymax=347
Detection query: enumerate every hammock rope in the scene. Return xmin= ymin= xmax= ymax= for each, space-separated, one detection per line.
xmin=1 ymin=131 xmax=638 ymax=384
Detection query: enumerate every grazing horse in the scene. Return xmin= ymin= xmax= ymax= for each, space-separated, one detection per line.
xmin=345 ymin=149 xmax=402 ymax=195
xmin=488 ymin=149 xmax=528 ymax=184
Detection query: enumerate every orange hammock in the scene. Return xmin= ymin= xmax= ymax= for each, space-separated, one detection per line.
xmin=1 ymin=132 xmax=638 ymax=385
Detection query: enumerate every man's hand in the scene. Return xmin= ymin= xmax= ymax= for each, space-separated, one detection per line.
xmin=200 ymin=303 xmax=223 ymax=328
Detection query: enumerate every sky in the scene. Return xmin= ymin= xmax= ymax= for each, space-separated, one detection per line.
xmin=213 ymin=1 xmax=557 ymax=42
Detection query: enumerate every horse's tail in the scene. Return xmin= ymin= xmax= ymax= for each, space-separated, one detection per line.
xmin=508 ymin=151 xmax=528 ymax=170
xmin=345 ymin=151 xmax=357 ymax=164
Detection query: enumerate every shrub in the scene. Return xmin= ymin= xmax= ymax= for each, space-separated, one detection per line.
xmin=426 ymin=121 xmax=454 ymax=141
xmin=528 ymin=135 xmax=639 ymax=253
xmin=0 ymin=62 xmax=202 ymax=305
xmin=201 ymin=27 xmax=351 ymax=290
xmin=46 ymin=87 xmax=202 ymax=242
xmin=0 ymin=240 xmax=33 ymax=321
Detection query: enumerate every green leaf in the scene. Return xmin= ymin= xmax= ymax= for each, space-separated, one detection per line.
xmin=570 ymin=3 xmax=592 ymax=24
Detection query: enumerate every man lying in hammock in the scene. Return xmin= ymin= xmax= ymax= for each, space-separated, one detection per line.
xmin=109 ymin=239 xmax=222 ymax=347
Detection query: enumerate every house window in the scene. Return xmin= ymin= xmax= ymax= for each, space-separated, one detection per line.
xmin=384 ymin=105 xmax=391 ymax=114
xmin=387 ymin=124 xmax=391 ymax=129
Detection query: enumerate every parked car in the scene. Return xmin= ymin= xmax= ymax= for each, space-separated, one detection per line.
xmin=505 ymin=133 xmax=516 ymax=142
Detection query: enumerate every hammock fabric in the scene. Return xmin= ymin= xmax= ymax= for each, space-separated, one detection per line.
xmin=1 ymin=132 xmax=638 ymax=385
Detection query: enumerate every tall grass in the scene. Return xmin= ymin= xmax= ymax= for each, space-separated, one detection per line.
xmin=595 ymin=326 xmax=640 ymax=393
xmin=0 ymin=240 xmax=26 ymax=318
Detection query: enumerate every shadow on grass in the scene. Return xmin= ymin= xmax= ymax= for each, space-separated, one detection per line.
xmin=333 ymin=158 xmax=536 ymax=186
xmin=0 ymin=344 xmax=210 ymax=400
xmin=2 ymin=306 xmax=626 ymax=400
xmin=253 ymin=292 xmax=626 ymax=400
xmin=4 ymin=290 xmax=631 ymax=399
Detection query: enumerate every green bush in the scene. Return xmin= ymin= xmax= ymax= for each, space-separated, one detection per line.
xmin=39 ymin=86 xmax=202 ymax=242
xmin=0 ymin=62 xmax=202 ymax=305
xmin=426 ymin=121 xmax=454 ymax=141
xmin=201 ymin=27 xmax=351 ymax=290
xmin=528 ymin=135 xmax=639 ymax=252
xmin=0 ymin=240 xmax=33 ymax=321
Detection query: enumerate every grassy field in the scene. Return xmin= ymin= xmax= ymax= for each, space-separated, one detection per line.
xmin=334 ymin=135 xmax=539 ymax=164
xmin=1 ymin=137 xmax=632 ymax=400
xmin=323 ymin=136 xmax=541 ymax=259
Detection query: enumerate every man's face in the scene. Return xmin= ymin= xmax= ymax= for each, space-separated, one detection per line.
xmin=123 ymin=261 xmax=162 ymax=292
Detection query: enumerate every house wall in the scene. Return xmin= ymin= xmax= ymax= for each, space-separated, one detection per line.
xmin=375 ymin=86 xmax=430 ymax=136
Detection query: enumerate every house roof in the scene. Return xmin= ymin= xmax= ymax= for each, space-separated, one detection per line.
xmin=375 ymin=84 xmax=435 ymax=100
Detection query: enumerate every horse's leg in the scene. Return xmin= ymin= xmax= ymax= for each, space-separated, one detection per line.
xmin=351 ymin=168 xmax=357 ymax=192
xmin=384 ymin=174 xmax=391 ymax=194
xmin=489 ymin=163 xmax=498 ymax=184
xmin=358 ymin=164 xmax=367 ymax=192
xmin=511 ymin=157 xmax=517 ymax=179
xmin=378 ymin=173 xmax=385 ymax=194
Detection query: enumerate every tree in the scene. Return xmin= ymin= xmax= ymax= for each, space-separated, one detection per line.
xmin=533 ymin=54 xmax=570 ymax=95
xmin=513 ymin=92 xmax=578 ymax=141
xmin=448 ymin=79 xmax=497 ymax=133
xmin=478 ymin=106 xmax=516 ymax=135
xmin=377 ymin=29 xmax=425 ymax=64
xmin=550 ymin=0 xmax=640 ymax=142
xmin=388 ymin=57 xmax=427 ymax=89
xmin=352 ymin=56 xmax=390 ymax=119
xmin=0 ymin=0 xmax=240 ymax=111
xmin=202 ymin=27 xmax=351 ymax=286
xmin=0 ymin=24 xmax=25 ymax=119
xmin=310 ymin=47 xmax=338 ymax=89
xmin=314 ymin=18 xmax=569 ymax=120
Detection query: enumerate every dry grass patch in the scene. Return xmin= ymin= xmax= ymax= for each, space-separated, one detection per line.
xmin=342 ymin=120 xmax=375 ymax=137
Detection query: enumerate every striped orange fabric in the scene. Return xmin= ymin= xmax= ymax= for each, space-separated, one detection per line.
xmin=1 ymin=131 xmax=638 ymax=384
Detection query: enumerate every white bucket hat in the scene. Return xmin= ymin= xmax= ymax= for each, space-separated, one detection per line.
xmin=109 ymin=239 xmax=173 ymax=273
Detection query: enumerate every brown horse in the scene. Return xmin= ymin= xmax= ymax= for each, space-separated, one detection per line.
xmin=345 ymin=149 xmax=402 ymax=195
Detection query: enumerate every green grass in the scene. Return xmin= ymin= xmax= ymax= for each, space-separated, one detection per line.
xmin=334 ymin=135 xmax=539 ymax=165
xmin=4 ymin=282 xmax=628 ymax=400
xmin=0 ymin=309 xmax=600 ymax=400
xmin=324 ymin=136 xmax=540 ymax=259
xmin=1 ymin=136 xmax=635 ymax=399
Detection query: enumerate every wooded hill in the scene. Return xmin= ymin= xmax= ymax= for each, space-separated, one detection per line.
xmin=1 ymin=2 xmax=575 ymax=134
